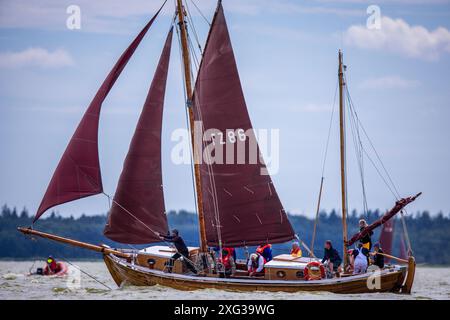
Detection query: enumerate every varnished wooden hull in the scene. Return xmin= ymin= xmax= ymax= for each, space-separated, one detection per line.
xmin=103 ymin=254 xmax=412 ymax=294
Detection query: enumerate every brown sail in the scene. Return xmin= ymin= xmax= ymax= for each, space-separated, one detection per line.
xmin=379 ymin=219 xmax=394 ymax=263
xmin=192 ymin=2 xmax=295 ymax=247
xmin=33 ymin=4 xmax=165 ymax=223
xmin=104 ymin=28 xmax=173 ymax=244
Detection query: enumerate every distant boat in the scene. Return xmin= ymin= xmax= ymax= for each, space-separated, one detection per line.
xmin=19 ymin=0 xmax=420 ymax=294
xmin=379 ymin=219 xmax=409 ymax=264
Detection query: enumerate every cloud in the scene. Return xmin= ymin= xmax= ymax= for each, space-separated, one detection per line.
xmin=0 ymin=0 xmax=366 ymax=34
xmin=344 ymin=16 xmax=450 ymax=60
xmin=0 ymin=0 xmax=176 ymax=33
xmin=225 ymin=0 xmax=364 ymax=16
xmin=0 ymin=48 xmax=74 ymax=69
xmin=359 ymin=75 xmax=420 ymax=89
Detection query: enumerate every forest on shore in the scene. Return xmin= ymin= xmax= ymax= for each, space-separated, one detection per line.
xmin=1 ymin=204 xmax=449 ymax=265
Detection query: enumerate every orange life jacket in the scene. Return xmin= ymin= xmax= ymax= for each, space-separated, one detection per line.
xmin=290 ymin=247 xmax=302 ymax=257
xmin=256 ymin=244 xmax=271 ymax=254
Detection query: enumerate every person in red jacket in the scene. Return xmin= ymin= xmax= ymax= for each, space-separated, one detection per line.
xmin=217 ymin=247 xmax=236 ymax=278
xmin=43 ymin=256 xmax=66 ymax=275
xmin=256 ymin=243 xmax=273 ymax=262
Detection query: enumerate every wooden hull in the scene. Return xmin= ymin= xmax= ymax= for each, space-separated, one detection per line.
xmin=104 ymin=254 xmax=411 ymax=294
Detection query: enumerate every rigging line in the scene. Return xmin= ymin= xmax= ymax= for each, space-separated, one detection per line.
xmin=182 ymin=13 xmax=199 ymax=68
xmin=400 ymin=209 xmax=413 ymax=253
xmin=187 ymin=34 xmax=200 ymax=74
xmin=186 ymin=26 xmax=222 ymax=248
xmin=189 ymin=0 xmax=211 ymax=26
xmin=341 ymin=70 xmax=350 ymax=227
xmin=194 ymin=98 xmax=223 ymax=246
xmin=26 ymin=233 xmax=113 ymax=290
xmin=360 ymin=146 xmax=399 ymax=199
xmin=345 ymin=76 xmax=400 ymax=204
xmin=184 ymin=0 xmax=203 ymax=54
xmin=346 ymin=88 xmax=386 ymax=201
xmin=321 ymin=79 xmax=338 ymax=177
xmin=345 ymin=80 xmax=401 ymax=199
xmin=311 ymin=79 xmax=338 ymax=256
xmin=175 ymin=20 xmax=203 ymax=251
xmin=346 ymin=91 xmax=369 ymax=215
xmin=102 ymin=191 xmax=201 ymax=272
xmin=102 ymin=192 xmax=158 ymax=235
xmin=58 ymin=255 xmax=113 ymax=290
xmin=192 ymin=75 xmax=223 ymax=250
xmin=347 ymin=93 xmax=369 ymax=215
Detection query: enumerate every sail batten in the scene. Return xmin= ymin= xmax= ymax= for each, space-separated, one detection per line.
xmin=33 ymin=4 xmax=165 ymax=223
xmin=192 ymin=3 xmax=295 ymax=247
xmin=103 ymin=28 xmax=173 ymax=244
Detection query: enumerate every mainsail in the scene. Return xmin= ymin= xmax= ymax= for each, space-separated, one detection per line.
xmin=379 ymin=219 xmax=394 ymax=263
xmin=104 ymin=28 xmax=173 ymax=244
xmin=192 ymin=3 xmax=295 ymax=247
xmin=33 ymin=5 xmax=165 ymax=223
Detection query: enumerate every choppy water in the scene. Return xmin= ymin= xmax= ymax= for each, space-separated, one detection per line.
xmin=0 ymin=261 xmax=449 ymax=300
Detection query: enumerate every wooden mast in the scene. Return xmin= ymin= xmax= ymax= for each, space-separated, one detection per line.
xmin=338 ymin=50 xmax=349 ymax=270
xmin=176 ymin=0 xmax=208 ymax=254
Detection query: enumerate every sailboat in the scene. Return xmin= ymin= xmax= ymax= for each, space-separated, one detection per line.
xmin=18 ymin=0 xmax=420 ymax=294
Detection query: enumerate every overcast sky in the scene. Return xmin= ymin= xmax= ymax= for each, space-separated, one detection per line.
xmin=1 ymin=0 xmax=449 ymax=219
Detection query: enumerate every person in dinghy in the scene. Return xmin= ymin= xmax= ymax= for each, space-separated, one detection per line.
xmin=40 ymin=256 xmax=68 ymax=276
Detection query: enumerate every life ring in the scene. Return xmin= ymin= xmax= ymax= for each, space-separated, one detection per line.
xmin=304 ymin=261 xmax=325 ymax=280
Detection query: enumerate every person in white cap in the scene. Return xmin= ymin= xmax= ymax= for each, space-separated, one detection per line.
xmin=247 ymin=253 xmax=265 ymax=277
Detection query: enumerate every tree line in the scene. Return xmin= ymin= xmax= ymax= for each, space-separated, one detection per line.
xmin=1 ymin=204 xmax=449 ymax=265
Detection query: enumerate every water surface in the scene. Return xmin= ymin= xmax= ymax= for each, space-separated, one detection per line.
xmin=1 ymin=261 xmax=449 ymax=300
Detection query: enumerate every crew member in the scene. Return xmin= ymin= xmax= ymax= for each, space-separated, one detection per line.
xmin=352 ymin=243 xmax=368 ymax=275
xmin=157 ymin=229 xmax=197 ymax=274
xmin=256 ymin=243 xmax=273 ymax=262
xmin=370 ymin=243 xmax=385 ymax=269
xmin=247 ymin=253 xmax=265 ymax=277
xmin=290 ymin=242 xmax=302 ymax=257
xmin=359 ymin=219 xmax=373 ymax=251
xmin=321 ymin=240 xmax=342 ymax=274
xmin=218 ymin=247 xmax=236 ymax=278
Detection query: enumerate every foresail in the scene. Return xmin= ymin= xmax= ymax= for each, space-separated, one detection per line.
xmin=34 ymin=4 xmax=165 ymax=223
xmin=103 ymin=28 xmax=173 ymax=244
xmin=192 ymin=3 xmax=295 ymax=247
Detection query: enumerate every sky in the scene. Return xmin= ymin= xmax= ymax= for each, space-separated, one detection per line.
xmin=0 ymin=0 xmax=449 ymax=219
